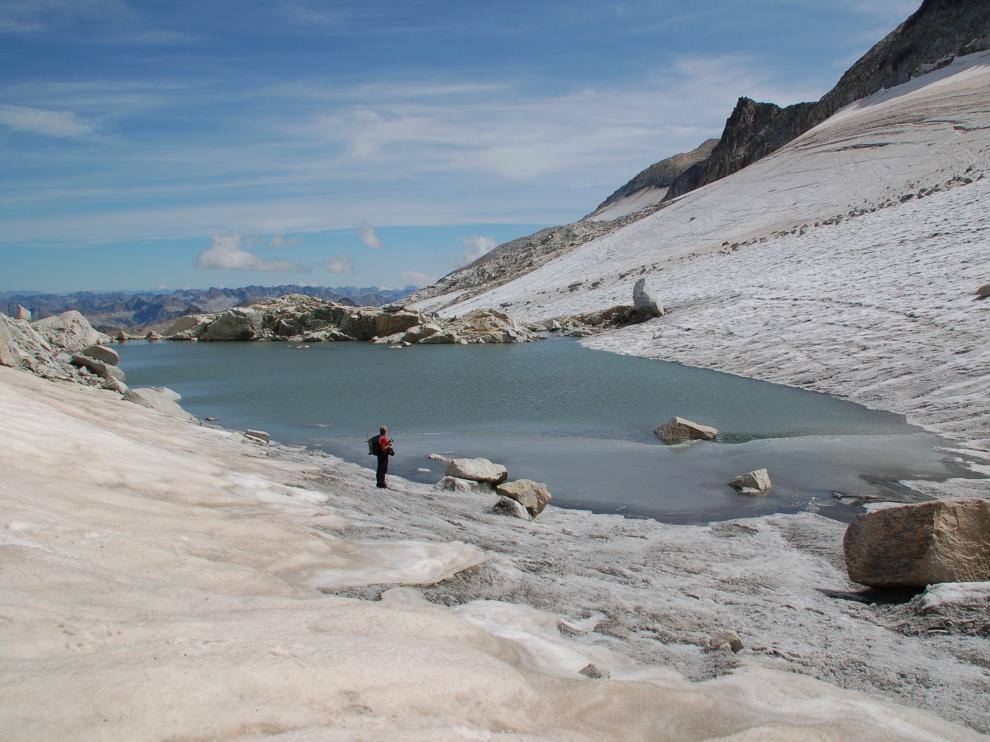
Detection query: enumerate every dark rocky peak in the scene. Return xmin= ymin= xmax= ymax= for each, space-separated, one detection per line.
xmin=664 ymin=0 xmax=990 ymax=201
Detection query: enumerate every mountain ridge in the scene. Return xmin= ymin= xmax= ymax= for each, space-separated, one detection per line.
xmin=3 ymin=284 xmax=417 ymax=333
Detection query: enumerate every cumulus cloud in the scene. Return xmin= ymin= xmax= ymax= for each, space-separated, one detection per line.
xmin=326 ymin=254 xmax=353 ymax=274
xmin=460 ymin=234 xmax=497 ymax=266
xmin=359 ymin=224 xmax=382 ymax=248
xmin=401 ymin=270 xmax=434 ymax=288
xmin=0 ymin=105 xmax=96 ymax=138
xmin=196 ymin=233 xmax=298 ymax=271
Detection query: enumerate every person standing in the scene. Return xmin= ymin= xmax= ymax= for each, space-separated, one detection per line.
xmin=375 ymin=426 xmax=395 ymax=488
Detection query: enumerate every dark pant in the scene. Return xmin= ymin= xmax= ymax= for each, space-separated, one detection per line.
xmin=376 ymin=454 xmax=389 ymax=487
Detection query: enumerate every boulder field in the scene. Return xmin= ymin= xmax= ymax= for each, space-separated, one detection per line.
xmin=161 ymin=295 xmax=542 ymax=346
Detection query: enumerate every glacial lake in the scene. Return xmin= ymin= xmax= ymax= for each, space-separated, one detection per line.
xmin=118 ymin=338 xmax=969 ymax=524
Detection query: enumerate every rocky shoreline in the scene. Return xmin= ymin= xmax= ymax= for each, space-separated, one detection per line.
xmin=2 ymin=302 xmax=988 ymax=736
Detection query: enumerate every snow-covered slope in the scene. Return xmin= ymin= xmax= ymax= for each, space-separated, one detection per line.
xmin=418 ymin=50 xmax=990 ymax=455
xmin=585 ymin=186 xmax=668 ymax=221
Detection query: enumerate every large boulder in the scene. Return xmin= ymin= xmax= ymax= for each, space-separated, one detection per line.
xmin=655 ymin=416 xmax=719 ymax=444
xmin=32 ymin=311 xmax=110 ymax=353
xmin=203 ymin=307 xmax=264 ymax=341
xmin=632 ymin=278 xmax=664 ymax=317
xmin=81 ymin=344 xmax=120 ymax=365
xmin=729 ymin=468 xmax=773 ymax=496
xmin=977 ymin=283 xmax=990 ymax=299
xmin=14 ymin=304 xmax=31 ymax=321
xmin=843 ymin=498 xmax=990 ymax=588
xmin=122 ymin=387 xmax=195 ymax=421
xmin=495 ymin=479 xmax=552 ymax=517
xmin=444 ymin=457 xmax=508 ymax=484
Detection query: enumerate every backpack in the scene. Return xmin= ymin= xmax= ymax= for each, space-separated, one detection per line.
xmin=368 ymin=435 xmax=382 ymax=455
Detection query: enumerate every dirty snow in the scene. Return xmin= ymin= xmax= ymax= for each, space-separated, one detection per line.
xmin=2 ymin=366 xmax=986 ymax=739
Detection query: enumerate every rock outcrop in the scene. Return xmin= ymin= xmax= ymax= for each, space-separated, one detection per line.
xmin=495 ymin=479 xmax=552 ymax=518
xmin=32 ymin=310 xmax=111 ymax=354
xmin=163 ymin=296 xmax=537 ymax=346
xmin=0 ymin=311 xmax=123 ymax=391
xmin=655 ymin=417 xmax=719 ymax=444
xmin=843 ymin=498 xmax=990 ymax=587
xmin=444 ymin=458 xmax=509 ymax=485
xmin=729 ymin=469 xmax=773 ymax=496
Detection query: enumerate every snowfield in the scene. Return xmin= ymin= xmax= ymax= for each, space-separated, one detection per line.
xmin=423 ymin=51 xmax=990 ymax=461
xmin=2 ymin=367 xmax=987 ymax=740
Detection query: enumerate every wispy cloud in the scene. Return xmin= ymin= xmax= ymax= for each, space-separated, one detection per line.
xmin=460 ymin=234 xmax=496 ymax=266
xmin=401 ymin=270 xmax=434 ymax=287
xmin=0 ymin=104 xmax=96 ymax=138
xmin=326 ymin=255 xmax=353 ymax=274
xmin=359 ymin=224 xmax=382 ymax=248
xmin=196 ymin=233 xmax=299 ymax=271
xmin=0 ymin=0 xmax=201 ymax=44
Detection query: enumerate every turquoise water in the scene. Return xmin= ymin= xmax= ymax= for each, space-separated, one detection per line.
xmin=118 ymin=339 xmax=963 ymax=523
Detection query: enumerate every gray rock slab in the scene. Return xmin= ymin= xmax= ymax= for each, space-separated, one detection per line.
xmin=122 ymin=387 xmax=195 ymax=421
xmin=81 ymin=344 xmax=120 ymax=366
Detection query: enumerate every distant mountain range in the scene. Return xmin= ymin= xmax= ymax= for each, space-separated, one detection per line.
xmin=3 ymin=285 xmax=417 ymax=333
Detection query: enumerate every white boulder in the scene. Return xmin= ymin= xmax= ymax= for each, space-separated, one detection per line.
xmin=245 ymin=429 xmax=271 ymax=444
xmin=632 ymin=278 xmax=664 ymax=317
xmin=729 ymin=469 xmax=773 ymax=495
xmin=444 ymin=458 xmax=508 ymax=484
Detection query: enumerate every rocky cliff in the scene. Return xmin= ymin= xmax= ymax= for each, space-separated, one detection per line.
xmin=665 ymin=0 xmax=990 ymax=200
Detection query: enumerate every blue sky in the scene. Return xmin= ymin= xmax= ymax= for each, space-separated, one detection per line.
xmin=0 ymin=0 xmax=920 ymax=293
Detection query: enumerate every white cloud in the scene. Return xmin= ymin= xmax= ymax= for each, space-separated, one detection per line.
xmin=196 ymin=233 xmax=298 ymax=271
xmin=326 ymin=254 xmax=353 ymax=274
xmin=401 ymin=270 xmax=434 ymax=288
xmin=360 ymin=224 xmax=382 ymax=248
xmin=269 ymin=234 xmax=299 ymax=248
xmin=0 ymin=104 xmax=96 ymax=138
xmin=460 ymin=234 xmax=496 ymax=266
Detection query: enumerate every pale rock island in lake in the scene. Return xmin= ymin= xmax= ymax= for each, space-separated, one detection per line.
xmin=2 ymin=1 xmax=990 ymax=739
